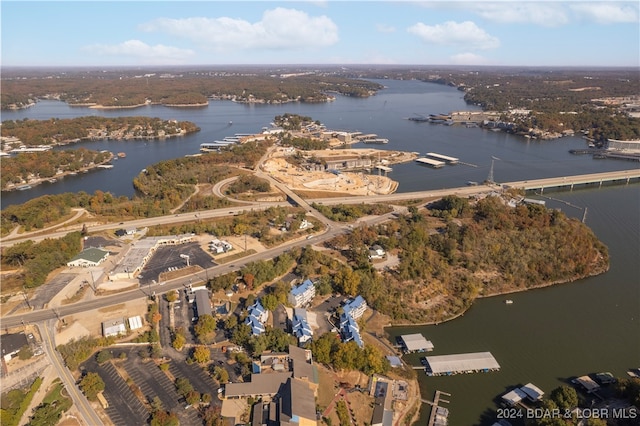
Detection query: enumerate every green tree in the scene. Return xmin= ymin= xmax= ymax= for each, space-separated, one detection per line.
xmin=172 ymin=332 xmax=186 ymax=351
xmin=549 ymin=385 xmax=578 ymax=411
xmin=175 ymin=377 xmax=194 ymax=397
xmin=194 ymin=314 xmax=217 ymax=344
xmin=79 ymin=372 xmax=105 ymax=401
xmin=165 ymin=290 xmax=179 ymax=303
xmin=95 ymin=349 xmax=112 ymax=364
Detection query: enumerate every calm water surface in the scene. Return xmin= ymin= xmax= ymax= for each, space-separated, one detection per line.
xmin=2 ymin=80 xmax=638 ymax=425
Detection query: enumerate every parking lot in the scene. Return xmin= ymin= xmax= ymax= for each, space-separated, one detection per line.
xmin=139 ymin=242 xmax=215 ymax=285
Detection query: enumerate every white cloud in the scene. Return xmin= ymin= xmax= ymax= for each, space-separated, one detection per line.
xmin=570 ymin=2 xmax=639 ymax=24
xmin=82 ymin=40 xmax=195 ymax=62
xmin=449 ymin=52 xmax=490 ymax=66
xmin=376 ymin=23 xmax=396 ymax=33
xmin=407 ymin=21 xmax=500 ymax=50
xmin=140 ymin=7 xmax=339 ymax=51
xmin=462 ymin=2 xmax=570 ymax=27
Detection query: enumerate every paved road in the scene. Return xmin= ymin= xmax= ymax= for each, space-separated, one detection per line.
xmin=39 ymin=319 xmax=105 ymax=426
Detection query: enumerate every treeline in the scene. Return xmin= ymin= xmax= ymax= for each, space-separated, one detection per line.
xmin=280 ymin=134 xmax=329 ymax=151
xmin=310 ymin=333 xmax=389 ymax=375
xmin=1 ymin=116 xmax=199 ymax=146
xmin=312 ymin=203 xmax=393 ymax=222
xmin=1 ymin=232 xmax=82 ymax=289
xmin=56 ymin=335 xmax=115 ymax=371
xmin=1 ymin=148 xmax=111 ymax=189
xmin=323 ymin=195 xmax=609 ymax=323
xmin=1 ymin=69 xmax=383 ymax=109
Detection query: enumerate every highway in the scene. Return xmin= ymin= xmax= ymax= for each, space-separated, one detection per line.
xmin=3 ymin=169 xmax=637 ymax=248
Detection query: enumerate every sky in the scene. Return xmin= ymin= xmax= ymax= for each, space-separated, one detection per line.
xmin=2 ymin=1 xmax=639 ymax=68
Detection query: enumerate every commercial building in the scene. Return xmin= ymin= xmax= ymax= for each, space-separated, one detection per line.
xmin=1 ymin=332 xmax=28 ymax=362
xmin=102 ymin=318 xmax=126 ymax=338
xmin=194 ymin=289 xmax=212 ymax=319
xmin=67 ymin=247 xmax=109 ymax=267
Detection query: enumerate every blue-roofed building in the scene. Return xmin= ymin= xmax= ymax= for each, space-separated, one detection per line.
xmin=292 ymin=308 xmax=313 ymax=345
xmin=245 ymin=299 xmax=268 ymax=335
xmin=343 ymin=295 xmax=367 ymax=320
xmin=245 ymin=315 xmax=266 ymax=336
xmin=288 ymin=279 xmax=316 ymax=308
xmin=340 ymin=313 xmax=363 ymax=348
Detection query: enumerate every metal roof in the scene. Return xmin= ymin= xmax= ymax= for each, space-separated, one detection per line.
xmin=425 ymin=352 xmax=500 ymax=374
xmin=400 ymin=333 xmax=434 ymax=351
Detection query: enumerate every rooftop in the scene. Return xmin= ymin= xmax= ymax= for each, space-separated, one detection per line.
xmin=425 ymin=352 xmax=500 ymax=375
xmin=400 ymin=333 xmax=434 ymax=352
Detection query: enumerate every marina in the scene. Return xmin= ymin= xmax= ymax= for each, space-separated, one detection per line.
xmin=416 ymin=157 xmax=446 ymax=168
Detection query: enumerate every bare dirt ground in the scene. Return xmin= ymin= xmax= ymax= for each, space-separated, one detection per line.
xmin=56 ymin=298 xmax=148 ymax=345
xmin=263 ymin=148 xmax=417 ymax=196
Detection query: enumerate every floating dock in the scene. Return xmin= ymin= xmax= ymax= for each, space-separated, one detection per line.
xmin=424 ymin=352 xmax=500 ymax=376
xmin=416 ymin=157 xmax=446 ymax=168
xmin=426 ymin=152 xmax=459 ymax=164
xmin=362 ymin=138 xmax=389 ymax=144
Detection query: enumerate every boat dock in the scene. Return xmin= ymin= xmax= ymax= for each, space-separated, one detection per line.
xmin=424 ymin=390 xmax=451 ymax=426
xmin=362 ymin=138 xmax=389 ymax=144
xmin=426 ymin=152 xmax=459 ymax=164
xmin=424 ymin=352 xmax=500 ymax=376
xmin=416 ymin=157 xmax=445 ymax=168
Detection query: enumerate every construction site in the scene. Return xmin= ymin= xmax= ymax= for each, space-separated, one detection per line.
xmin=263 ymin=147 xmax=417 ymax=196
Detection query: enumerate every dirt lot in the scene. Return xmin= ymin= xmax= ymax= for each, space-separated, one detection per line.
xmin=56 ymin=299 xmax=148 ymax=345
xmin=263 ymin=148 xmax=417 ymax=196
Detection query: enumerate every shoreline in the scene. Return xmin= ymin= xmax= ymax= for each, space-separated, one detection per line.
xmin=385 ymin=264 xmax=609 ymax=328
xmin=2 ymin=152 xmax=115 ymax=193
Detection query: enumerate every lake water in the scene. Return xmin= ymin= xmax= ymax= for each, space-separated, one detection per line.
xmin=1 ymin=79 xmax=638 ymax=425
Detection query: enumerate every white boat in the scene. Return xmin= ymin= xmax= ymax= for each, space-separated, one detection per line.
xmin=505 ymin=300 xmax=514 ymax=305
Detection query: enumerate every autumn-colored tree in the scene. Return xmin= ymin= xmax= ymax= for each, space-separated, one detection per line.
xmin=192 ymin=345 xmax=211 ymax=364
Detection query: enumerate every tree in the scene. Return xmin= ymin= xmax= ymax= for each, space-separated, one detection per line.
xmin=79 ymin=372 xmax=105 ymax=401
xmin=192 ymin=345 xmax=211 ymax=364
xmin=549 ymin=385 xmax=578 ymax=411
xmin=172 ymin=332 xmax=186 ymax=351
xmin=150 ymin=409 xmax=179 ymax=426
xmin=165 ymin=290 xmax=178 ymax=303
xmin=334 ymin=266 xmax=360 ymax=296
xmin=261 ymin=294 xmax=279 ymax=311
xmin=95 ymin=349 xmax=112 ymax=364
xmin=175 ymin=377 xmax=194 ymax=397
xmin=194 ymin=314 xmax=217 ymax=344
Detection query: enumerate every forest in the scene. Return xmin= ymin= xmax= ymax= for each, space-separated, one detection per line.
xmin=1 ymin=148 xmax=111 ymax=190
xmin=0 ymin=140 xmax=272 ymax=236
xmin=0 ymin=116 xmax=199 ymax=147
xmin=1 ymin=68 xmax=383 ymax=109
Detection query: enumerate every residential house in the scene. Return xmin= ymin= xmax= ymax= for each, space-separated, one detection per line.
xmin=291 ymin=308 xmax=313 ymax=345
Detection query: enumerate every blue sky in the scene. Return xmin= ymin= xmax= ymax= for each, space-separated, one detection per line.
xmin=2 ymin=1 xmax=639 ymax=67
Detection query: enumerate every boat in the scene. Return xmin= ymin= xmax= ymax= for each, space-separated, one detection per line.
xmin=467 ymin=181 xmax=479 ymax=186
xmin=16 ymin=184 xmax=32 ymax=191
xmin=362 ymin=138 xmax=389 ymax=144
xmin=117 ymin=152 xmax=126 ymax=158
xmin=505 ymin=300 xmax=514 ymax=305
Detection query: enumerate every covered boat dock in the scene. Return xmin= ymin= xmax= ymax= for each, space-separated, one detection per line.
xmin=425 ymin=352 xmax=500 ymax=376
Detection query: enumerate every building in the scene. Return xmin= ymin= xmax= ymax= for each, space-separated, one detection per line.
xmin=128 ymin=316 xmax=143 ymax=330
xmin=67 ymin=247 xmax=109 ymax=267
xmin=342 ymin=295 xmax=367 ymax=320
xmin=370 ymin=380 xmax=394 ymax=426
xmin=249 ymin=377 xmax=318 ymax=426
xmin=102 ymin=318 xmax=126 ymax=338
xmin=368 ymin=245 xmax=386 ymax=260
xmin=339 ymin=313 xmax=363 ymax=348
xmin=194 ymin=289 xmax=212 ymax=319
xmin=501 ymin=388 xmax=528 ymax=406
xmin=424 ymin=352 xmax=501 ymax=376
xmin=521 ymin=383 xmax=544 ymax=402
xmin=209 ymin=238 xmax=233 ymax=254
xmin=573 ymin=375 xmax=600 ymax=393
xmin=109 ymin=234 xmax=194 ymax=280
xmin=1 ymin=332 xmax=29 ymax=362
xmin=399 ymin=333 xmax=434 ymax=353
xmin=288 ymin=279 xmax=316 ymax=308
xmin=291 ymin=309 xmax=313 ymax=345
xmin=245 ymin=300 xmax=268 ymax=335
